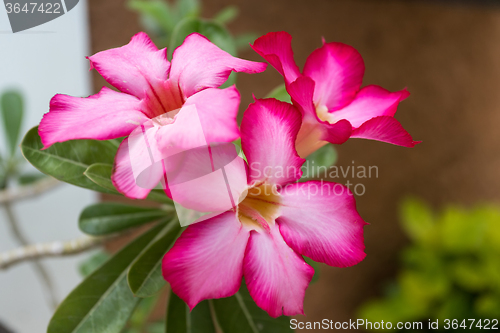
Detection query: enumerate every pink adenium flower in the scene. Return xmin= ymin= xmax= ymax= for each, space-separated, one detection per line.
xmin=162 ymin=98 xmax=367 ymax=317
xmin=251 ymin=32 xmax=419 ymax=157
xmin=39 ymin=32 xmax=267 ymax=198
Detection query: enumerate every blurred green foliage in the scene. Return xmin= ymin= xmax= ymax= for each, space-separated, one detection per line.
xmin=128 ymin=0 xmax=257 ymax=56
xmin=128 ymin=0 xmax=257 ymax=89
xmin=0 ymin=90 xmax=45 ymax=190
xmin=358 ymin=198 xmax=500 ymax=330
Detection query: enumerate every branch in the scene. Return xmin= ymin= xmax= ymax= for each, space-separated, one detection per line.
xmin=0 ymin=235 xmax=111 ymax=270
xmin=0 ymin=177 xmax=60 ymax=204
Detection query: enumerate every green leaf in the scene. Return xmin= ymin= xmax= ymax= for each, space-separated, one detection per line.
xmin=20 ymin=126 xmax=117 ymax=193
xmin=307 ymin=144 xmax=337 ymax=168
xmin=266 ymin=84 xmax=291 ymax=103
xmin=399 ymin=197 xmax=436 ymax=244
xmin=304 ymin=256 xmax=320 ymax=283
xmin=212 ymin=283 xmax=293 ymax=333
xmin=175 ymin=0 xmax=200 ymax=20
xmin=1 ymin=90 xmax=24 ymax=156
xmin=84 ymin=162 xmax=174 ymax=204
xmin=300 ymin=144 xmax=337 ymax=181
xmin=128 ymin=295 xmax=161 ymax=329
xmin=128 ymin=218 xmax=182 ymax=297
xmin=78 ymin=251 xmax=111 ymax=277
xmin=79 ymin=202 xmax=171 ymax=236
xmin=166 ymin=290 xmax=215 ymax=333
xmin=213 ymin=6 xmax=239 ymax=24
xmin=48 ymin=223 xmax=165 ymax=333
xmin=235 ymin=33 xmax=258 ymax=51
xmin=128 ymin=0 xmax=176 ymax=32
xmin=17 ymin=172 xmax=46 ymax=185
xmin=169 ymin=18 xmax=236 ymax=58
xmin=83 ymin=163 xmax=117 ymax=192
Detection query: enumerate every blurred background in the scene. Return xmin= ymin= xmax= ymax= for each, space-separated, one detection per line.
xmin=2 ymin=0 xmax=500 ymax=332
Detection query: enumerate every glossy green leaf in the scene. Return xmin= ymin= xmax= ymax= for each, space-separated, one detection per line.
xmin=78 ymin=251 xmax=111 ymax=277
xmin=166 ymin=291 xmax=215 ymax=333
xmin=212 ymin=283 xmax=293 ymax=333
xmin=84 ymin=163 xmax=117 ymax=192
xmin=169 ymin=18 xmax=236 ymax=57
xmin=1 ymin=90 xmax=24 ymax=156
xmin=48 ymin=223 xmax=165 ymax=333
xmin=20 ymin=126 xmax=117 ymax=193
xmin=213 ymin=6 xmax=238 ymax=24
xmin=128 ymin=295 xmax=161 ymax=330
xmin=84 ymin=162 xmax=174 ymax=204
xmin=266 ymin=84 xmax=291 ymax=103
xmin=79 ymin=202 xmax=171 ymax=236
xmin=128 ymin=218 xmax=182 ymax=297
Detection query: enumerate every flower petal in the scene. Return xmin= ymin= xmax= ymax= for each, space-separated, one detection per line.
xmin=241 ymin=98 xmax=304 ymax=186
xmin=303 ymin=42 xmax=364 ymax=110
xmin=277 ymin=181 xmax=367 ymax=267
xmin=287 ymin=76 xmax=351 ymax=157
xmin=351 ymin=116 xmax=420 ymax=147
xmin=112 ymin=118 xmax=170 ymax=199
xmin=162 ymin=211 xmax=250 ymax=309
xmin=286 ymin=75 xmax=317 ymax=120
xmin=88 ymin=32 xmax=169 ymax=99
xmin=326 ymin=85 xmax=410 ymax=128
xmin=251 ymin=31 xmax=301 ymax=84
xmin=183 ymin=86 xmax=240 ymax=143
xmin=169 ymin=33 xmax=267 ymax=98
xmin=165 ymin=144 xmax=248 ymax=214
xmin=39 ymin=87 xmax=148 ymax=148
xmin=243 ymin=224 xmax=314 ymax=317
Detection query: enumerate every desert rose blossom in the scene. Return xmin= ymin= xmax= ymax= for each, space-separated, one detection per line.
xmin=39 ymin=32 xmax=267 ymax=199
xmin=162 ymin=98 xmax=367 ymax=318
xmin=251 ymin=32 xmax=419 ymax=158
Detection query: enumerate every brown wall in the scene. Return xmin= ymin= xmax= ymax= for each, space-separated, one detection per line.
xmin=89 ymin=0 xmax=500 ymax=331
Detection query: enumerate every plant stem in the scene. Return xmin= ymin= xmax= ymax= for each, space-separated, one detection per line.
xmin=0 ymin=235 xmax=108 ymax=269
xmin=2 ymin=202 xmax=59 ymax=310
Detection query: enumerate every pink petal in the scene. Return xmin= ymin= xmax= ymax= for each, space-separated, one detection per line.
xmin=320 ymin=120 xmax=353 ymax=144
xmin=169 ymin=33 xmax=267 ymax=98
xmin=111 ymin=135 xmax=163 ymax=199
xmin=152 ymin=105 xmax=247 ymax=213
xmin=303 ymin=42 xmax=364 ymax=110
xmin=328 ymin=85 xmax=410 ymax=128
xmin=183 ymin=86 xmax=240 ymax=143
xmin=88 ymin=32 xmax=169 ymax=99
xmin=251 ymin=31 xmax=301 ymax=85
xmin=165 ymin=143 xmax=248 ymax=214
xmin=162 ymin=211 xmax=250 ymax=309
xmin=351 ymin=116 xmax=420 ymax=147
xmin=277 ymin=181 xmax=367 ymax=267
xmin=241 ymin=99 xmax=304 ymax=186
xmin=243 ymin=224 xmax=314 ymax=317
xmin=287 ymin=77 xmax=351 ymax=157
xmin=39 ymin=87 xmax=148 ymax=148
xmin=286 ymin=75 xmax=317 ymax=120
